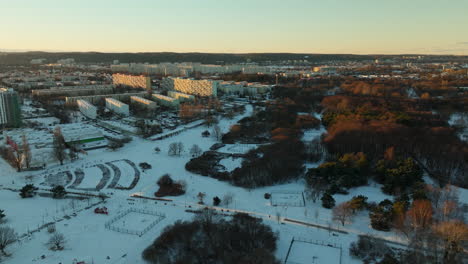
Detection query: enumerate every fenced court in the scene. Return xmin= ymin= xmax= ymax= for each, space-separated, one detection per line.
xmin=271 ymin=191 xmax=305 ymax=207
xmin=105 ymin=208 xmax=165 ymax=236
xmin=284 ymin=237 xmax=342 ymax=264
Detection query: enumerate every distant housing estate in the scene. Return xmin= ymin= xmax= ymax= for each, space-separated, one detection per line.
xmin=112 ymin=74 xmax=151 ymax=90
xmin=162 ymin=77 xmax=218 ymax=97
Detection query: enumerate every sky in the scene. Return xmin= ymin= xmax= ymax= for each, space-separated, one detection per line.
xmin=1 ymin=0 xmax=468 ymax=55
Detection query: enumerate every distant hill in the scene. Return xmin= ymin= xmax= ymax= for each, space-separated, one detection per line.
xmin=0 ymin=52 xmax=377 ymax=65
xmin=0 ymin=51 xmax=466 ymax=65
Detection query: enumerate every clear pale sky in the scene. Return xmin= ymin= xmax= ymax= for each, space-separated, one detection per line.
xmin=1 ymin=0 xmax=468 ymax=54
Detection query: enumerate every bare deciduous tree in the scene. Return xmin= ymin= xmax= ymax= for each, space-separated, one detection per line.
xmin=168 ymin=142 xmax=178 ymax=156
xmin=0 ymin=226 xmax=17 ymax=256
xmin=222 ymin=192 xmax=234 ymax=207
xmin=433 ymin=220 xmax=468 ymax=263
xmin=189 ymin=144 xmax=202 ymax=158
xmin=21 ymin=134 xmax=32 ymax=169
xmin=168 ymin=142 xmax=184 ymax=156
xmin=212 ymin=125 xmax=222 ymax=142
xmin=53 ymin=127 xmax=66 ymax=165
xmin=197 ymin=192 xmax=206 ymax=204
xmin=48 ymin=232 xmax=66 ymax=251
xmin=332 ymin=202 xmax=354 ymax=226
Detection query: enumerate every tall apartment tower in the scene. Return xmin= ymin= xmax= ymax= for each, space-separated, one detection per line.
xmin=0 ymin=88 xmax=21 ymax=128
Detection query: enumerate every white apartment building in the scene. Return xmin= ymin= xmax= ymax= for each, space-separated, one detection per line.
xmin=161 ymin=77 xmax=218 ymax=97
xmin=77 ymin=99 xmax=97 ymax=119
xmin=105 ymin=98 xmax=130 ymax=116
xmin=130 ymin=96 xmax=157 ymax=110
xmin=167 ymin=91 xmax=195 ymax=102
xmin=152 ymin=94 xmax=179 ymax=108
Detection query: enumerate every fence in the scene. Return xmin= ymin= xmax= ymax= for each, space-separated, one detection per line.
xmin=104 ymin=208 xmax=165 ymax=236
xmin=270 ymin=191 xmax=305 ymax=207
xmin=284 ymin=237 xmax=342 ymax=264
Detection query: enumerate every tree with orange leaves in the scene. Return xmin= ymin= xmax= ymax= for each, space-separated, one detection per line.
xmin=407 ymin=200 xmax=433 ymax=230
xmin=433 ymin=220 xmax=468 ymax=263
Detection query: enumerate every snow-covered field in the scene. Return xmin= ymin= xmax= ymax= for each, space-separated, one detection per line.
xmin=271 ymin=191 xmax=305 ymax=207
xmin=285 ymin=239 xmax=342 ymax=264
xmin=0 ymin=104 xmax=442 ymax=264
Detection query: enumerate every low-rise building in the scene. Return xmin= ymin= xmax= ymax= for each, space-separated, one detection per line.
xmin=152 ymin=94 xmax=179 ymax=108
xmin=167 ymin=91 xmax=195 ymax=102
xmin=32 ymin=85 xmax=114 ymax=97
xmin=130 ymin=96 xmax=157 ymax=110
xmin=65 ymin=92 xmax=147 ymax=105
xmin=77 ymin=99 xmax=97 ymax=119
xmin=105 ymin=98 xmax=130 ymax=116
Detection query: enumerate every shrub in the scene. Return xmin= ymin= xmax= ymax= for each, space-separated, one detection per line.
xmin=51 ymin=185 xmax=66 ymax=199
xmin=20 ymin=184 xmax=38 ymax=198
xmin=47 ymin=224 xmax=56 ymax=233
xmin=155 ymin=174 xmax=186 ymax=197
xmin=321 ymin=192 xmax=335 ymax=209
xmin=213 ymin=196 xmax=221 ymax=206
xmin=139 ymin=162 xmax=152 ymax=171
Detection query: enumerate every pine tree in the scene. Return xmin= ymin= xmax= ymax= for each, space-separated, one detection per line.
xmin=321 ymin=192 xmax=335 ymax=209
xmin=20 ymin=184 xmax=38 ymax=198
xmin=51 ymin=185 xmax=66 ymax=199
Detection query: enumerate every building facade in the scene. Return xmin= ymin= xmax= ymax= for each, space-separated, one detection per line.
xmin=77 ymin=99 xmax=97 ymax=119
xmin=130 ymin=96 xmax=157 ymax=110
xmin=161 ymin=77 xmax=218 ymax=97
xmin=0 ymin=88 xmax=21 ymax=128
xmin=112 ymin=74 xmax=151 ymax=90
xmin=105 ymin=98 xmax=130 ymax=116
xmin=32 ymin=85 xmax=114 ymax=97
xmin=167 ymin=91 xmax=195 ymax=102
xmin=152 ymin=94 xmax=179 ymax=108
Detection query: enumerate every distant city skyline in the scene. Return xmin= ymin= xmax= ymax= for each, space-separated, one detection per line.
xmin=1 ymin=0 xmax=468 ymax=55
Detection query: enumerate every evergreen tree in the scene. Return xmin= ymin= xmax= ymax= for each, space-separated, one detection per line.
xmin=20 ymin=184 xmax=38 ymax=198
xmin=0 ymin=209 xmax=5 ymax=221
xmin=369 ymin=199 xmax=394 ymax=231
xmin=213 ymin=196 xmax=221 ymax=206
xmin=51 ymin=185 xmax=66 ymax=199
xmin=321 ymin=192 xmax=335 ymax=209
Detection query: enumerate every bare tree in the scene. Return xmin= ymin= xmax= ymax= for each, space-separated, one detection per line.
xmin=47 ymin=232 xmax=66 ymax=251
xmin=433 ymin=220 xmax=468 ymax=263
xmin=189 ymin=144 xmax=202 ymax=158
xmin=306 ymin=177 xmax=327 ymax=203
xmin=53 ymin=127 xmax=66 ymax=165
xmin=197 ymin=192 xmax=206 ymax=204
xmin=212 ymin=125 xmax=222 ymax=142
xmin=222 ymin=192 xmax=234 ymax=207
xmin=176 ymin=180 xmax=187 ymax=192
xmin=332 ymin=202 xmax=354 ymax=226
xmin=176 ymin=142 xmax=184 ymax=156
xmin=0 ymin=226 xmax=17 ymax=256
xmin=168 ymin=142 xmax=184 ymax=156
xmin=21 ymin=134 xmax=32 ymax=169
xmin=276 ymin=211 xmax=281 ymax=224
xmin=168 ymin=142 xmax=178 ymax=156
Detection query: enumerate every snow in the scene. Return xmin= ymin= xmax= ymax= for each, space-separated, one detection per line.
xmin=219 ymin=157 xmax=243 ymax=172
xmin=0 ymin=103 xmax=415 ymax=264
xmin=285 ymin=239 xmax=342 ymax=264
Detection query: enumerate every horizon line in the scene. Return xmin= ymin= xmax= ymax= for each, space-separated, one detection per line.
xmin=1 ymin=49 xmax=467 ymax=57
